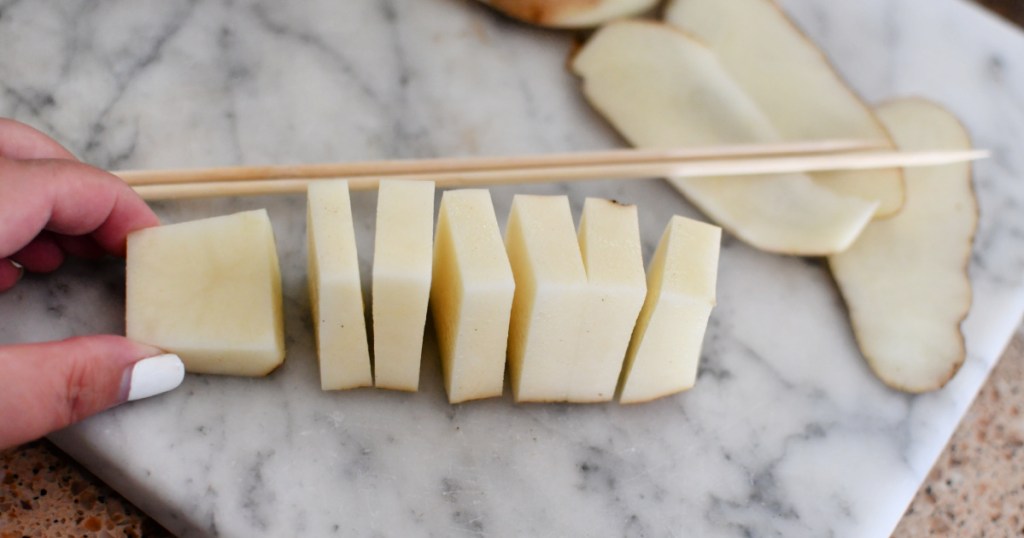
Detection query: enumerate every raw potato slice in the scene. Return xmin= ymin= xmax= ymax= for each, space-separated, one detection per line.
xmin=505 ymin=195 xmax=588 ymax=402
xmin=619 ymin=216 xmax=721 ymax=403
xmin=430 ymin=190 xmax=516 ymax=403
xmin=476 ymin=0 xmax=658 ymax=29
xmin=126 ymin=209 xmax=285 ymax=377
xmin=829 ymin=100 xmax=978 ymax=393
xmin=665 ymin=0 xmax=904 ymax=217
xmin=372 ymin=180 xmax=436 ymax=392
xmin=571 ymin=198 xmax=647 ymax=402
xmin=307 ymin=181 xmax=373 ymax=390
xmin=571 ymin=20 xmax=877 ymax=256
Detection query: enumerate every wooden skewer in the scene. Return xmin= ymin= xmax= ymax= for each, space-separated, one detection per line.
xmin=129 ymin=148 xmax=989 ymax=201
xmin=116 ymin=139 xmax=885 ymax=186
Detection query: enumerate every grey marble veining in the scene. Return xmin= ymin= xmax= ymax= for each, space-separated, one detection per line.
xmin=2 ymin=0 xmax=1024 ymax=536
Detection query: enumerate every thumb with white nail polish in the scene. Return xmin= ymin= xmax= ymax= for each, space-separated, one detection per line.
xmin=0 ymin=335 xmax=185 ymax=449
xmin=123 ymin=353 xmax=185 ymax=402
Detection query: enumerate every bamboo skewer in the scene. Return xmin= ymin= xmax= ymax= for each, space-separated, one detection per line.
xmin=116 ymin=138 xmax=884 ymax=187
xmin=127 ymin=147 xmax=990 ymax=201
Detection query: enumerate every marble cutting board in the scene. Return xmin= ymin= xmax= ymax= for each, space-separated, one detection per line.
xmin=2 ymin=0 xmax=1024 ymax=536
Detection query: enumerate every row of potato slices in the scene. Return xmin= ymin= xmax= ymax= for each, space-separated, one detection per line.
xmin=125 ymin=182 xmax=722 ymax=404
xmin=313 ymin=181 xmax=720 ymax=404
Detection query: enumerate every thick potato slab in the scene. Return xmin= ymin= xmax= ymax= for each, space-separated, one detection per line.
xmin=430 ymin=190 xmax=516 ymax=403
xmin=127 ymin=209 xmax=285 ymax=377
xmin=308 ymin=181 xmax=373 ymax=390
xmin=571 ymin=198 xmax=647 ymax=402
xmin=372 ymin=180 xmax=436 ymax=392
xmin=619 ymin=216 xmax=721 ymax=403
xmin=504 ymin=195 xmax=588 ymax=403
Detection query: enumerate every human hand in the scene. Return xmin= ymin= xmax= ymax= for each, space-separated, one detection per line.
xmin=0 ymin=119 xmax=184 ymax=449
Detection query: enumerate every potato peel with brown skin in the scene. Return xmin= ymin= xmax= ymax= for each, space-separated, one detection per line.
xmin=477 ymin=0 xmax=659 ymax=28
xmin=830 ymin=99 xmax=978 ymax=393
xmin=571 ymin=20 xmax=878 ymax=256
xmin=665 ymin=0 xmax=906 ymax=218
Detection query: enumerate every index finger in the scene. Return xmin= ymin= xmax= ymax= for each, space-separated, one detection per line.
xmin=0 ymin=158 xmax=159 ymax=258
xmin=0 ymin=118 xmax=77 ymax=161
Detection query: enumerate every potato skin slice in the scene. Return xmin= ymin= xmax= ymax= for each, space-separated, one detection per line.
xmin=571 ymin=20 xmax=878 ymax=256
xmin=477 ymin=0 xmax=658 ymax=28
xmin=665 ymin=0 xmax=906 ymax=217
xmin=829 ymin=98 xmax=978 ymax=393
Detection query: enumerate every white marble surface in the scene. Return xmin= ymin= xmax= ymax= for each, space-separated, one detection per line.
xmin=2 ymin=0 xmax=1024 ymax=536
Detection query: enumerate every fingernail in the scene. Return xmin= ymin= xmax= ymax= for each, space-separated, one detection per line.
xmin=125 ymin=354 xmax=185 ymax=402
xmin=0 ymin=260 xmax=23 ymax=293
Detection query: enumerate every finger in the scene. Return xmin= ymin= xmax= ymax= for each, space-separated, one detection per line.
xmin=0 ymin=335 xmax=184 ymax=449
xmin=0 ymin=158 xmax=159 ymax=258
xmin=10 ymin=232 xmax=65 ymax=273
xmin=53 ymin=234 xmax=106 ymax=260
xmin=0 ymin=119 xmax=77 ymax=160
xmin=0 ymin=259 xmax=22 ymax=292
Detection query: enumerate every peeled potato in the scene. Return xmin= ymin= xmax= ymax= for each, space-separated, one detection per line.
xmin=665 ymin=0 xmax=904 ymax=217
xmin=504 ymin=194 xmax=589 ymax=403
xmin=308 ymin=181 xmax=373 ymax=390
xmin=475 ymin=0 xmax=658 ymax=28
xmin=829 ymin=99 xmax=978 ymax=393
xmin=126 ymin=210 xmax=285 ymax=377
xmin=571 ymin=20 xmax=877 ymax=256
xmin=430 ymin=190 xmax=516 ymax=404
xmin=572 ymin=198 xmax=647 ymax=403
xmin=619 ymin=215 xmax=721 ymax=404
xmin=372 ymin=180 xmax=436 ymax=392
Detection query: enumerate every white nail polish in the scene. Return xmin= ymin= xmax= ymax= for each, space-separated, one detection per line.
xmin=9 ymin=260 xmax=24 ymax=279
xmin=127 ymin=354 xmax=185 ymax=402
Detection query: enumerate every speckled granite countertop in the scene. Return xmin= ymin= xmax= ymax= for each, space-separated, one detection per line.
xmin=895 ymin=330 xmax=1024 ymax=536
xmin=2 ymin=1 xmax=1023 ymax=537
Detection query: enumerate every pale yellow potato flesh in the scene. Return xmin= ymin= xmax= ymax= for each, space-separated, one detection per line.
xmin=829 ymin=99 xmax=977 ymax=393
xmin=572 ymin=198 xmax=647 ymax=402
xmin=430 ymin=190 xmax=516 ymax=404
xmin=619 ymin=216 xmax=721 ymax=403
xmin=504 ymin=195 xmax=589 ymax=403
xmin=307 ymin=181 xmax=373 ymax=390
xmin=571 ymin=20 xmax=877 ymax=256
xmin=126 ymin=209 xmax=285 ymax=377
xmin=476 ymin=0 xmax=658 ymax=29
xmin=665 ymin=0 xmax=904 ymax=217
xmin=372 ymin=180 xmax=435 ymax=392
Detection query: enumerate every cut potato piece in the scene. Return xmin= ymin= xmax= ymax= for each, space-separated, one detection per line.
xmin=372 ymin=180 xmax=435 ymax=392
xmin=571 ymin=20 xmax=877 ymax=256
xmin=572 ymin=198 xmax=647 ymax=402
xmin=665 ymin=0 xmax=904 ymax=217
xmin=430 ymin=190 xmax=516 ymax=403
xmin=829 ymin=99 xmax=977 ymax=393
xmin=126 ymin=209 xmax=285 ymax=377
xmin=505 ymin=195 xmax=588 ymax=402
xmin=307 ymin=181 xmax=373 ymax=390
xmin=476 ymin=0 xmax=658 ymax=29
xmin=619 ymin=216 xmax=721 ymax=403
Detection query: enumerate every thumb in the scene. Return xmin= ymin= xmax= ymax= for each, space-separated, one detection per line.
xmin=0 ymin=335 xmax=184 ymax=448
